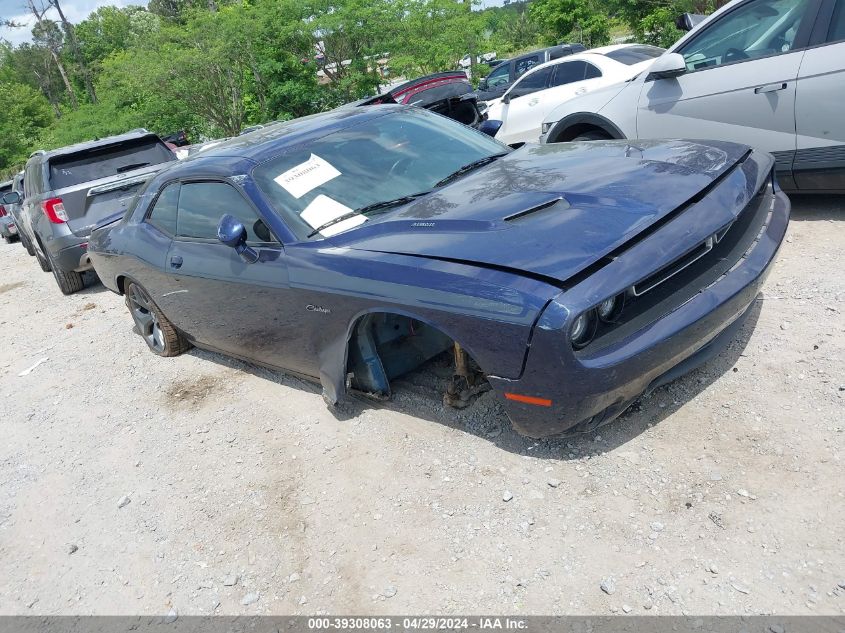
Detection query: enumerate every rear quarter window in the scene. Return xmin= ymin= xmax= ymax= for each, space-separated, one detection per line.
xmin=48 ymin=137 xmax=175 ymax=190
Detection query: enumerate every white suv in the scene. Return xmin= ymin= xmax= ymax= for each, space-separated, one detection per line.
xmin=540 ymin=0 xmax=845 ymax=193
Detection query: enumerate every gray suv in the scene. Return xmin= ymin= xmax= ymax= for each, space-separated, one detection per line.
xmin=7 ymin=131 xmax=176 ymax=294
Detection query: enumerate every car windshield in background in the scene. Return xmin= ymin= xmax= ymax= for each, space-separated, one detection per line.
xmin=48 ymin=137 xmax=174 ymax=190
xmin=253 ymin=109 xmax=508 ymax=240
xmin=604 ymin=45 xmax=665 ymax=65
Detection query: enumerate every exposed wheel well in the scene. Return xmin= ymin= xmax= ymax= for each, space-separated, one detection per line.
xmin=344 ymin=312 xmax=487 ymax=406
xmin=549 ymin=122 xmax=614 ymax=143
xmin=116 ymin=275 xmax=127 ymax=295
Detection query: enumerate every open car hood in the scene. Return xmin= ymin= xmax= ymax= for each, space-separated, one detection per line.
xmin=329 ymin=139 xmax=757 ymax=285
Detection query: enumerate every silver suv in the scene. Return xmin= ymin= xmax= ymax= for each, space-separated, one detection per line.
xmin=6 ymin=131 xmax=176 ymax=294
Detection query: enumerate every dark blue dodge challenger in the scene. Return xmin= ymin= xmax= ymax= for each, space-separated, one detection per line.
xmin=89 ymin=105 xmax=789 ymax=438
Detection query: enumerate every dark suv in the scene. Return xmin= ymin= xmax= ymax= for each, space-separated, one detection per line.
xmin=9 ymin=131 xmax=176 ymax=294
xmin=474 ymin=43 xmax=587 ymax=102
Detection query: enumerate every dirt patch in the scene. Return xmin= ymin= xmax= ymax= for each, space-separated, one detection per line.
xmin=0 ymin=197 xmax=842 ymax=616
xmin=163 ymin=374 xmax=225 ymax=409
xmin=0 ymin=281 xmax=25 ymax=295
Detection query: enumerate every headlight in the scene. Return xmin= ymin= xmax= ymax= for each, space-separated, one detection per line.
xmin=570 ymin=309 xmax=596 ymax=349
xmin=597 ymin=294 xmax=624 ymax=322
xmin=541 ymin=121 xmax=557 ymax=135
xmin=597 ymin=296 xmax=617 ymax=320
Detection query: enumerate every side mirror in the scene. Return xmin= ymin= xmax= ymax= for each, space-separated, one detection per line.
xmin=675 ymin=12 xmax=706 ymax=31
xmin=502 ymin=92 xmax=510 ymax=104
xmin=647 ymin=53 xmax=687 ymax=80
xmin=217 ymin=214 xmax=258 ymax=264
xmin=478 ymin=120 xmax=503 ymax=137
xmin=2 ymin=191 xmax=21 ymax=205
xmin=478 ymin=78 xmax=488 ymax=90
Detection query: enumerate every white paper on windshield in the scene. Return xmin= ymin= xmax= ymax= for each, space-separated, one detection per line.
xmin=274 ymin=154 xmax=340 ymax=199
xmin=300 ymin=194 xmax=366 ymax=237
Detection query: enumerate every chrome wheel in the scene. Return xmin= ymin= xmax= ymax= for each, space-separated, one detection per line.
xmin=128 ymin=285 xmax=166 ymax=353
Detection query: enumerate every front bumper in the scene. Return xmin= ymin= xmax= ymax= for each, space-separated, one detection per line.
xmin=489 ymin=181 xmax=789 ymax=439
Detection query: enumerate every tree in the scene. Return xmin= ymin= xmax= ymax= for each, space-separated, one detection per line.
xmin=50 ymin=0 xmax=97 ymax=102
xmin=0 ymin=80 xmax=54 ymax=171
xmin=30 ymin=13 xmax=78 ymax=108
xmin=388 ymin=0 xmax=486 ymax=77
xmin=6 ymin=42 xmax=65 ymax=117
xmin=529 ymin=0 xmax=611 ymax=48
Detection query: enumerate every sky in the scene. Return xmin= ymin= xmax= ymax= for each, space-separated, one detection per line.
xmin=0 ymin=0 xmax=142 ymax=46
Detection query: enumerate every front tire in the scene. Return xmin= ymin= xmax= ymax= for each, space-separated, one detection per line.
xmin=125 ymin=282 xmax=191 ymax=357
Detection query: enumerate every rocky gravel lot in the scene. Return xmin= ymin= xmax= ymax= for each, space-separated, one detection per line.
xmin=0 ymin=196 xmax=842 ymax=616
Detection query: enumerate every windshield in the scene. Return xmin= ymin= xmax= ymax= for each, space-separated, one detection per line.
xmin=679 ymin=0 xmax=809 ymax=69
xmin=253 ymin=109 xmax=508 ymax=240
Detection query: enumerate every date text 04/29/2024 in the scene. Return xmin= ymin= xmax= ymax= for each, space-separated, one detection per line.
xmin=307 ymin=617 xmax=527 ymax=630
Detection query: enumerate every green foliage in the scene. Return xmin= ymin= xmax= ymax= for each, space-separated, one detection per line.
xmin=0 ymin=81 xmax=54 ymax=173
xmin=530 ymin=0 xmax=611 ymax=47
xmin=638 ymin=7 xmax=684 ymax=48
xmin=387 ymin=0 xmax=484 ymax=77
xmin=0 ymin=0 xmax=719 ymax=171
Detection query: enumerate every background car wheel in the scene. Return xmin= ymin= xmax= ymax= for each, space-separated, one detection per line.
xmin=2 ymin=235 xmax=10 ymax=244
xmin=48 ymin=255 xmax=85 ymax=295
xmin=572 ymin=130 xmax=611 ymax=141
xmin=21 ymin=234 xmax=35 ymax=256
xmin=125 ymin=282 xmax=191 ymax=357
xmin=34 ymin=247 xmax=52 ymax=272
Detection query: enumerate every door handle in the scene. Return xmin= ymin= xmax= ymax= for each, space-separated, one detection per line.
xmin=170 ymin=255 xmax=183 ymax=269
xmin=754 ymin=82 xmax=787 ymax=94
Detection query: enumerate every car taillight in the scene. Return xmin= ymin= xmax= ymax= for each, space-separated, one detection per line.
xmin=0 ymin=205 xmax=6 ymax=217
xmin=42 ymin=198 xmax=68 ymax=224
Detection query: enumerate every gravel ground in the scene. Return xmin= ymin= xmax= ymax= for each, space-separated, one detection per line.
xmin=0 ymin=196 xmax=842 ymax=616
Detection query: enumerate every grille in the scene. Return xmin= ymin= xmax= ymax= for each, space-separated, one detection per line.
xmin=579 ymin=178 xmax=773 ymax=354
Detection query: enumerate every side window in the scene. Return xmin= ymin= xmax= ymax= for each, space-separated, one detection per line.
xmin=24 ymin=164 xmax=38 ymax=198
xmin=486 ymin=63 xmax=510 ymax=88
xmin=584 ymin=62 xmax=602 ymax=79
xmin=678 ymin=0 xmax=812 ymax=71
xmin=828 ymin=0 xmax=845 ymax=42
xmin=514 ymin=55 xmax=541 ymax=78
xmin=176 ymin=181 xmax=273 ymax=242
xmin=511 ymin=67 xmax=553 ymax=96
xmin=551 ymin=61 xmax=586 ymax=86
xmin=147 ymin=182 xmax=179 ymax=236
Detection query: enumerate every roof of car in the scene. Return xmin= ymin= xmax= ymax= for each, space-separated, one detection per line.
xmin=512 ymin=44 xmax=659 ymax=80
xmin=29 ymin=130 xmax=164 ymax=162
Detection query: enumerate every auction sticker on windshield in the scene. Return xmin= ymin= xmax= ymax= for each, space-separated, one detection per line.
xmin=301 ymin=194 xmax=365 ymax=237
xmin=274 ymin=153 xmax=341 ymax=198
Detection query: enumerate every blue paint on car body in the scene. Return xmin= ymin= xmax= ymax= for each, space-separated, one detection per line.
xmin=88 ymin=105 xmax=789 ymax=438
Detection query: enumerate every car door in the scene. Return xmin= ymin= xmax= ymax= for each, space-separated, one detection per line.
xmin=637 ymin=0 xmax=820 ymax=184
xmin=158 ymin=179 xmax=317 ymax=376
xmin=535 ymin=61 xmax=605 ymax=134
xmin=793 ymin=0 xmax=845 ymax=190
xmin=497 ymin=66 xmax=555 ymax=145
